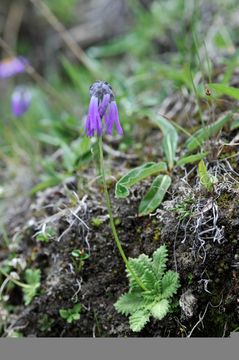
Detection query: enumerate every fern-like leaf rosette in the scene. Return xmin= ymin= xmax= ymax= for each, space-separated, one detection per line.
xmin=114 ymin=245 xmax=180 ymax=332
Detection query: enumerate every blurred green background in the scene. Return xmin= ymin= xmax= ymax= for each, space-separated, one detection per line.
xmin=0 ymin=0 xmax=238 ymax=196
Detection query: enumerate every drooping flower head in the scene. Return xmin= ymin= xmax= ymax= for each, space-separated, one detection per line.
xmin=85 ymin=80 xmax=123 ymax=137
xmin=0 ymin=57 xmax=28 ymax=79
xmin=11 ymin=86 xmax=32 ymax=117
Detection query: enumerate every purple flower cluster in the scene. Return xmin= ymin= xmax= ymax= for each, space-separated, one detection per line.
xmin=0 ymin=57 xmax=28 ymax=79
xmin=11 ymin=86 xmax=32 ymax=117
xmin=85 ymin=81 xmax=123 ymax=137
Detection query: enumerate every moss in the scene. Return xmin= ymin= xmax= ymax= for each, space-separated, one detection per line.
xmin=153 ymin=229 xmax=161 ymax=241
xmin=219 ymin=152 xmax=238 ymax=168
xmin=217 ymin=192 xmax=233 ymax=209
xmin=208 ymin=307 xmax=238 ymax=336
xmin=151 ymin=219 xmax=158 ymax=225
xmin=171 ymin=195 xmax=194 ymax=221
xmin=217 ymin=260 xmax=230 ymax=273
xmin=136 ymin=226 xmax=142 ymax=233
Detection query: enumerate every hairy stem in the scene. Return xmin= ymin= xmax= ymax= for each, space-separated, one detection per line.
xmin=98 ymin=137 xmax=147 ymax=291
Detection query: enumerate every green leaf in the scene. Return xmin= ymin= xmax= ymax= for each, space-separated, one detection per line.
xmin=161 ymin=271 xmax=180 ymax=299
xmin=115 ymin=162 xmax=167 ymax=198
xmin=61 ymin=143 xmax=77 ymax=173
xmin=150 ymin=299 xmax=169 ymax=320
xmin=30 ymin=175 xmax=66 ymax=194
xmin=139 ymin=175 xmax=171 ymax=215
xmin=36 ymin=133 xmax=62 ymax=146
xmin=198 ymin=160 xmax=217 ymax=192
xmin=176 ymin=152 xmax=208 ymax=166
xmin=150 ymin=114 xmax=178 ymax=169
xmin=129 ymin=310 xmax=150 ymax=332
xmin=59 ymin=303 xmax=81 ymax=323
xmin=25 ymin=269 xmax=41 ymax=285
xmin=230 ymin=118 xmax=239 ymax=130
xmin=71 ymin=313 xmax=81 ymax=322
xmin=152 ymin=245 xmax=168 ymax=280
xmin=207 ymin=83 xmax=239 ymax=100
xmin=114 ymin=245 xmax=181 ymax=333
xmin=23 ymin=269 xmax=41 ymax=305
xmin=141 ymin=269 xmax=158 ymax=291
xmin=163 ymin=132 xmax=178 ymax=170
xmin=127 ymin=256 xmax=150 ymax=291
xmin=23 ymin=287 xmax=38 ymax=306
xmin=186 ymin=113 xmax=232 ymax=152
xmin=72 ymin=303 xmax=81 ymax=313
xmin=59 ymin=309 xmax=68 ymax=319
xmin=114 ymin=292 xmax=144 ymax=315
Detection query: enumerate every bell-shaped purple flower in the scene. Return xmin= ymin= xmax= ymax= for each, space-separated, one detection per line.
xmin=11 ymin=86 xmax=32 ymax=117
xmin=0 ymin=57 xmax=28 ymax=79
xmin=85 ymin=81 xmax=123 ymax=137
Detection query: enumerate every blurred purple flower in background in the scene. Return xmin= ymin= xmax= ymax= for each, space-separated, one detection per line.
xmin=0 ymin=57 xmax=28 ymax=79
xmin=85 ymin=80 xmax=123 ymax=137
xmin=11 ymin=86 xmax=32 ymax=117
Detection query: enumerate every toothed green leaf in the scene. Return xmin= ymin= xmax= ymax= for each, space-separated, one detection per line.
xmin=114 ymin=292 xmax=144 ymax=315
xmin=129 ymin=310 xmax=150 ymax=332
xmin=152 ymin=245 xmax=168 ymax=280
xmin=127 ymin=255 xmax=152 ymax=291
xmin=115 ymin=245 xmax=181 ymax=333
xmin=151 ymin=299 xmax=169 ymax=320
xmin=161 ymin=271 xmax=180 ymax=299
xmin=141 ymin=269 xmax=157 ymax=291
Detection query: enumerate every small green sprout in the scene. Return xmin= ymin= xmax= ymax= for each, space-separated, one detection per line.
xmin=114 ymin=245 xmax=180 ymax=332
xmin=36 ymin=226 xmax=56 ymax=243
xmin=59 ymin=303 xmax=82 ymax=323
xmin=187 ymin=273 xmax=193 ymax=285
xmin=198 ymin=160 xmax=218 ymax=192
xmin=91 ymin=217 xmax=104 ymax=228
xmin=38 ymin=314 xmax=54 ymax=332
xmin=71 ymin=249 xmax=89 ymax=272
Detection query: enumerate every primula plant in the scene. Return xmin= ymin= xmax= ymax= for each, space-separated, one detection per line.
xmin=114 ymin=245 xmax=180 ymax=332
xmin=85 ymin=82 xmax=180 ymax=333
xmin=85 ymin=80 xmax=147 ymax=292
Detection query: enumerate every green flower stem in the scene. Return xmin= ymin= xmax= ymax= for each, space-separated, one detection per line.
xmin=98 ymin=137 xmax=147 ymax=291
